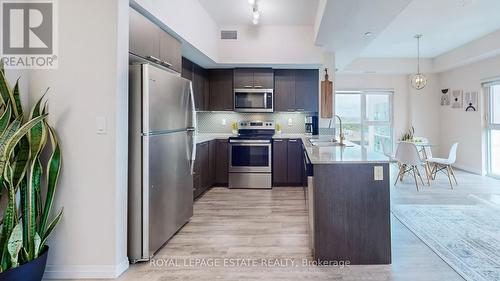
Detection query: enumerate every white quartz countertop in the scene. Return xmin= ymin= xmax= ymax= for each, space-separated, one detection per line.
xmin=301 ymin=136 xmax=390 ymax=164
xmin=195 ymin=133 xmax=389 ymax=163
xmin=194 ymin=133 xmax=235 ymax=144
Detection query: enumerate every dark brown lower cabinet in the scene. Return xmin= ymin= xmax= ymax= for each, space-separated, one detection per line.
xmin=272 ymin=139 xmax=288 ymax=185
xmin=272 ymin=139 xmax=303 ymax=186
xmin=193 ymin=141 xmax=208 ymax=199
xmin=215 ymin=139 xmax=229 ymax=186
xmin=208 ymin=140 xmax=216 ymax=185
xmin=286 ymin=139 xmax=303 ymax=185
xmin=194 ymin=139 xmax=229 ymax=200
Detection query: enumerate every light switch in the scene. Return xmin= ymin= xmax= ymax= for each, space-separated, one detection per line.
xmin=374 ymin=166 xmax=384 ymax=181
xmin=222 ymin=118 xmax=227 ymax=125
xmin=288 ymin=118 xmax=293 ymax=126
xmin=96 ymin=116 xmax=106 ymax=135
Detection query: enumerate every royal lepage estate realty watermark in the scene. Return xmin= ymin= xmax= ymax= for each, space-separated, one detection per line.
xmin=1 ymin=0 xmax=58 ymax=69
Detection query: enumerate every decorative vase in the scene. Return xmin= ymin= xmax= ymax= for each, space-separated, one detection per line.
xmin=0 ymin=246 xmax=49 ymax=281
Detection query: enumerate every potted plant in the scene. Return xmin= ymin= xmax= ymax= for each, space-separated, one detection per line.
xmin=0 ymin=65 xmax=62 ymax=281
xmin=400 ymin=126 xmax=415 ymax=142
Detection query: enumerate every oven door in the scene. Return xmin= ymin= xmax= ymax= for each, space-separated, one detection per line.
xmin=229 ymin=140 xmax=272 ymax=173
xmin=234 ymin=89 xmax=273 ymax=113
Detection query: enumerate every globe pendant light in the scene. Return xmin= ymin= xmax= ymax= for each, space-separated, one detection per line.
xmin=411 ymin=34 xmax=427 ymax=90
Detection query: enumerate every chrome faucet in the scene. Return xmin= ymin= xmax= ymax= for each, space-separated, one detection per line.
xmin=334 ymin=115 xmax=345 ymax=144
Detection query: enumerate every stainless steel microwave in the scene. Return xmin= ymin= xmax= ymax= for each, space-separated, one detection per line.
xmin=234 ymin=89 xmax=273 ymax=113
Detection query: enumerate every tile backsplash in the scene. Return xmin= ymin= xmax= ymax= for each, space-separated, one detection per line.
xmin=196 ymin=112 xmax=307 ymax=134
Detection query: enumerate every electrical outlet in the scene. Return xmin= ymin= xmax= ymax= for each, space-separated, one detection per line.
xmin=222 ymin=118 xmax=227 ymax=125
xmin=288 ymin=118 xmax=293 ymax=126
xmin=374 ymin=166 xmax=384 ymax=181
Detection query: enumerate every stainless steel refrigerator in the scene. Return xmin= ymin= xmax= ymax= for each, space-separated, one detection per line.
xmin=128 ymin=63 xmax=195 ymax=263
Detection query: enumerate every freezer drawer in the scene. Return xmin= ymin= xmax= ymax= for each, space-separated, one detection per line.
xmin=147 ymin=131 xmax=193 ymax=257
xmin=128 ymin=130 xmax=194 ymax=262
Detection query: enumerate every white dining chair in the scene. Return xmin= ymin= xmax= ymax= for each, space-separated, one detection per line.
xmin=414 ymin=136 xmax=433 ymax=180
xmin=427 ymin=143 xmax=459 ymax=189
xmin=394 ymin=142 xmax=429 ymax=191
xmin=382 ymin=139 xmax=396 ymax=161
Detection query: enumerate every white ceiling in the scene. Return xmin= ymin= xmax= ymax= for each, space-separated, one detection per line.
xmin=198 ymin=0 xmax=319 ymax=26
xmin=315 ymin=0 xmax=413 ymax=69
xmin=361 ymin=0 xmax=500 ymax=58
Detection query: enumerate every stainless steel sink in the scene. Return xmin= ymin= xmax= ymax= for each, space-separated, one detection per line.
xmin=308 ymin=139 xmax=353 ymax=147
xmin=308 ymin=139 xmax=344 ymax=147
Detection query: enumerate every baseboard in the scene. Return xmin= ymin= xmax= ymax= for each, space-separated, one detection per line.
xmin=43 ymin=257 xmax=129 ymax=279
xmin=452 ymin=164 xmax=483 ymax=175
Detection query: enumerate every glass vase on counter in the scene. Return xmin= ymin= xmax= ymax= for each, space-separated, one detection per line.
xmin=231 ymin=122 xmax=238 ymax=135
xmin=275 ymin=123 xmax=282 ymax=135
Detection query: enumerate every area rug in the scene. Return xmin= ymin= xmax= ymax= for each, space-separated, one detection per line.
xmin=392 ymin=204 xmax=500 ymax=281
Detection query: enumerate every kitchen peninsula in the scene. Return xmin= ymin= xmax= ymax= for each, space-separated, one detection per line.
xmin=302 ymin=137 xmax=391 ymax=265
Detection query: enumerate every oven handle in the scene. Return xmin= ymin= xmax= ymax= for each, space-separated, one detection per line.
xmin=229 ymin=139 xmax=271 ymax=144
xmin=229 ymin=143 xmax=271 ymax=147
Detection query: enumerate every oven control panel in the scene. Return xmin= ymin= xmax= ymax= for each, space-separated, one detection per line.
xmin=239 ymin=120 xmax=275 ymax=129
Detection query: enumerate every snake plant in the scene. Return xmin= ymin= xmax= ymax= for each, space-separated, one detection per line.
xmin=0 ymin=64 xmax=62 ymax=272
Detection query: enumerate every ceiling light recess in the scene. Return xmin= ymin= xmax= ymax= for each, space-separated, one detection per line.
xmin=250 ymin=1 xmax=259 ymax=25
xmin=411 ymin=34 xmax=427 ymax=91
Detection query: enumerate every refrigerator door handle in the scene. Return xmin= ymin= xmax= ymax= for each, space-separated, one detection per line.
xmin=187 ymin=129 xmax=196 ymax=176
xmin=187 ymin=80 xmax=197 ymax=176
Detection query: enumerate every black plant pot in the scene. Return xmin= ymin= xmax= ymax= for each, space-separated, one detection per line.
xmin=0 ymin=246 xmax=49 ymax=281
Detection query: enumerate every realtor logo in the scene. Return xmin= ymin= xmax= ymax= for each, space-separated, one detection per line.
xmin=1 ymin=0 xmax=58 ymax=69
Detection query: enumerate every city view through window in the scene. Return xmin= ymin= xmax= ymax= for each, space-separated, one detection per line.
xmin=335 ymin=92 xmax=393 ymax=154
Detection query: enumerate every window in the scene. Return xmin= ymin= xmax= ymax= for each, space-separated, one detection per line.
xmin=487 ymin=84 xmax=500 ymax=177
xmin=335 ymin=91 xmax=393 ymax=153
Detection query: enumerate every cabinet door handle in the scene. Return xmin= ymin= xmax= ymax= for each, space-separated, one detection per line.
xmin=161 ymin=60 xmax=172 ymax=67
xmin=274 ymin=139 xmax=283 ymax=142
xmin=243 ymin=85 xmax=252 ymax=88
xmin=289 ymin=139 xmax=298 ymax=142
xmin=254 ymin=85 xmax=263 ymax=88
xmin=146 ymin=55 xmax=161 ymax=63
xmin=296 ymin=108 xmax=304 ymax=111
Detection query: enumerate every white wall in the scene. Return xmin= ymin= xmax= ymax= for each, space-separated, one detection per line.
xmin=218 ymin=25 xmax=324 ymax=65
xmin=437 ymin=54 xmax=500 ymax=175
xmin=407 ymin=73 xmax=441 ymax=146
xmin=26 ymin=0 xmax=129 ymax=278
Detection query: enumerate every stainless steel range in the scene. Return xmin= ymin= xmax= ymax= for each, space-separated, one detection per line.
xmin=228 ymin=121 xmax=275 ymax=189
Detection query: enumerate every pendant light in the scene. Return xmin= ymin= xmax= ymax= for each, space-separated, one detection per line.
xmin=411 ymin=34 xmax=427 ymax=90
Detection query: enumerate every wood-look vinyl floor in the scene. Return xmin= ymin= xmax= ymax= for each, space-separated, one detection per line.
xmin=72 ymin=168 xmax=499 ymax=281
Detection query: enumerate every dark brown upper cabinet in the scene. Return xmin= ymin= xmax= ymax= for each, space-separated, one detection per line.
xmin=159 ymin=31 xmax=181 ymax=73
xmin=209 ymin=69 xmax=234 ymax=111
xmin=129 ymin=8 xmax=160 ymax=60
xmin=193 ymin=64 xmax=207 ymax=111
xmin=274 ymin=69 xmax=318 ymax=112
xmin=182 ymin=58 xmax=209 ymax=111
xmin=274 ymin=69 xmax=296 ymax=112
xmin=181 ymin=57 xmax=193 ymax=80
xmin=129 ymin=7 xmax=181 ymax=73
xmin=295 ymin=69 xmax=319 ymax=112
xmin=234 ymin=69 xmax=274 ymax=89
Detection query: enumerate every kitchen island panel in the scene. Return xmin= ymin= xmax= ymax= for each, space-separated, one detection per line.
xmin=313 ymin=163 xmax=391 ymax=265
